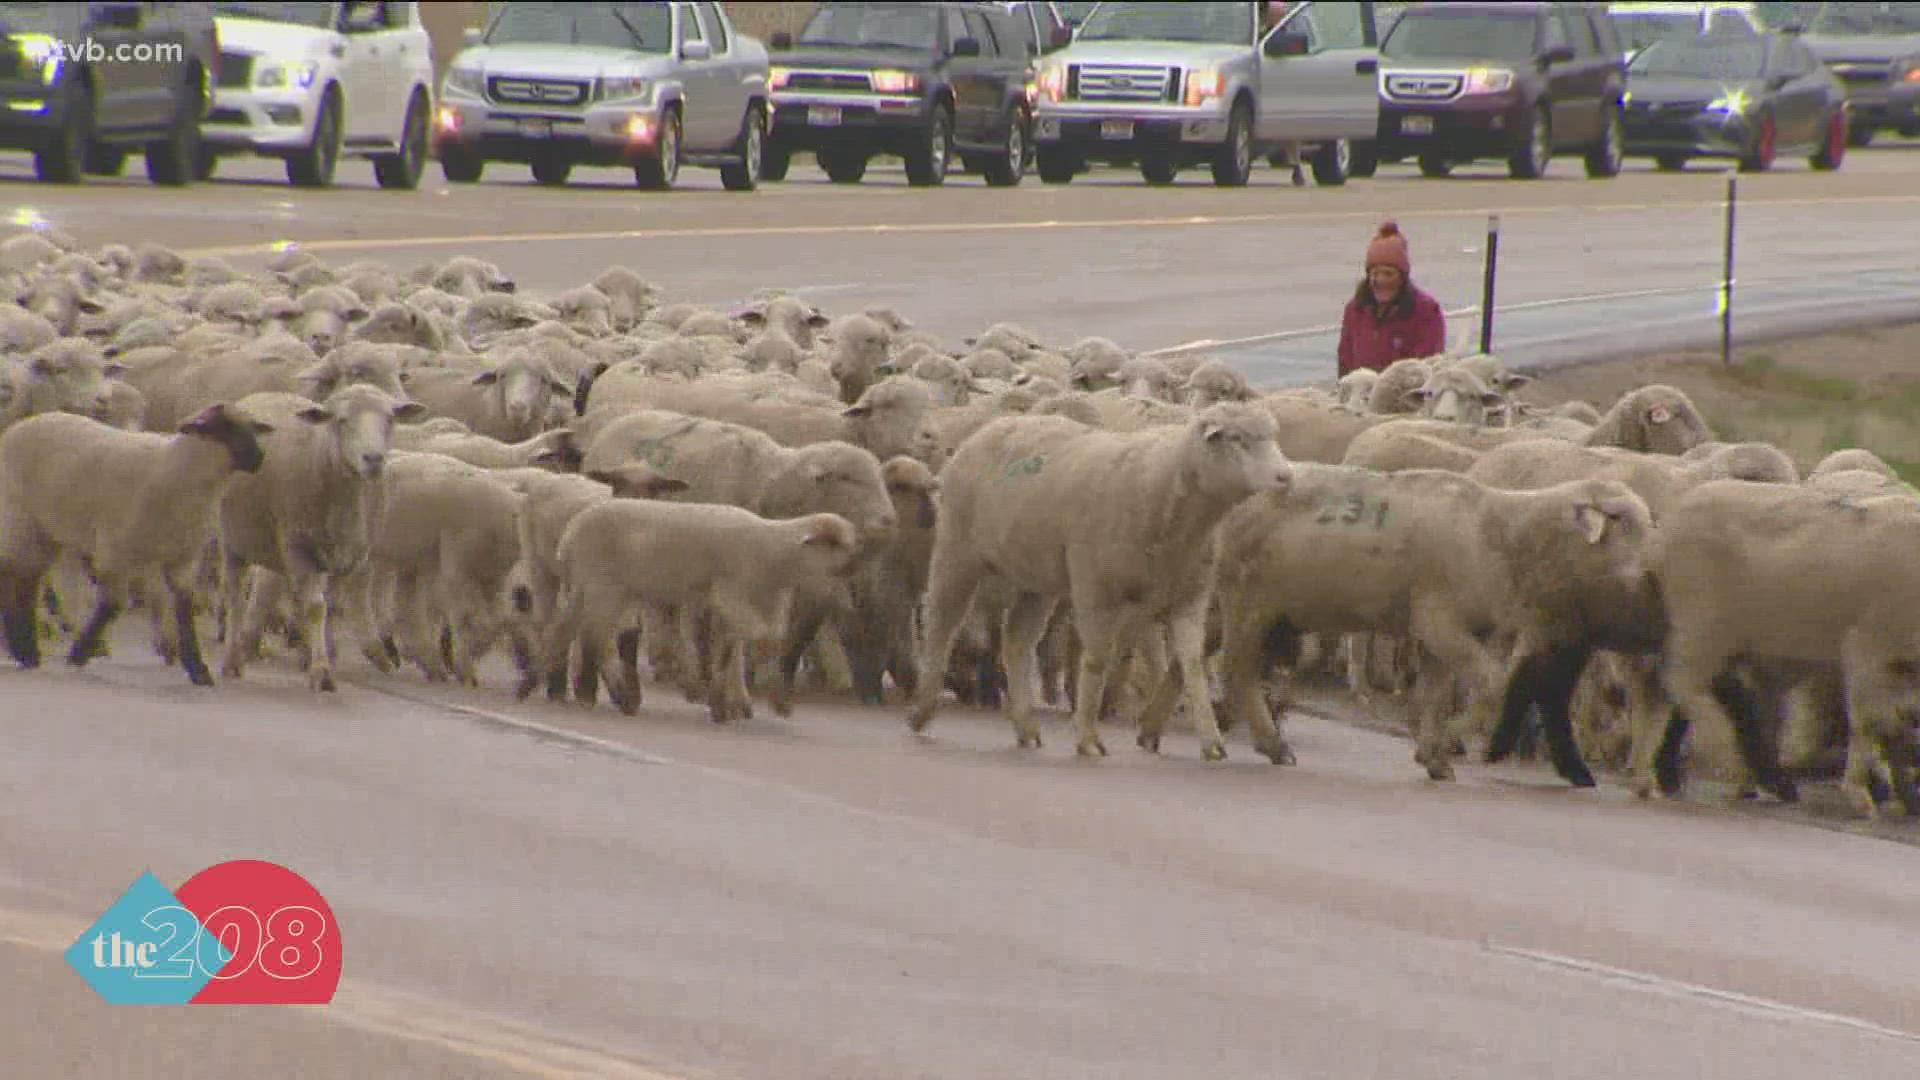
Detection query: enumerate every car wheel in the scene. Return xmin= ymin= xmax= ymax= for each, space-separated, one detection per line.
xmin=83 ymin=145 xmax=127 ymax=176
xmin=634 ymin=107 xmax=681 ymax=190
xmin=1210 ymin=101 xmax=1252 ymax=187
xmin=982 ymin=108 xmax=1027 ymax=187
xmin=1418 ymin=151 xmax=1451 ymax=178
xmin=1508 ymin=104 xmax=1550 ymax=179
xmin=1140 ymin=152 xmax=1178 ymax=185
xmin=720 ymin=105 xmax=765 ymax=191
xmin=530 ymin=157 xmax=572 ymax=185
xmin=761 ymin=141 xmax=792 ymax=182
xmin=440 ymin=145 xmax=483 ymax=183
xmin=36 ymin=79 xmax=90 ymax=184
xmin=1584 ymin=103 xmax=1622 ymax=178
xmin=1738 ymin=111 xmax=1776 ymax=173
xmin=193 ymin=145 xmax=218 ymax=181
xmin=904 ymin=103 xmax=953 ymax=187
xmin=1310 ymin=137 xmax=1350 ymax=186
xmin=1037 ymin=145 xmax=1076 ymax=184
xmin=819 ymin=147 xmax=867 ymax=183
xmin=145 ymin=71 xmax=203 ymax=186
xmin=374 ymin=91 xmax=430 ymax=190
xmin=287 ymin=88 xmax=342 ymax=188
xmin=1348 ymin=139 xmax=1379 ymax=179
xmin=1654 ymin=153 xmax=1688 ymax=172
xmin=1810 ymin=109 xmax=1847 ymax=171
xmin=1846 ymin=121 xmax=1873 ymax=148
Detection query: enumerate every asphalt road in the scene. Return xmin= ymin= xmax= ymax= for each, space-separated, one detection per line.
xmin=4 ymin=139 xmax=1919 ymax=384
xmin=2 ymin=144 xmax=1920 ymax=1078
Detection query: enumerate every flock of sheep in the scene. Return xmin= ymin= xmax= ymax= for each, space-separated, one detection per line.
xmin=0 ymin=223 xmax=1915 ymax=823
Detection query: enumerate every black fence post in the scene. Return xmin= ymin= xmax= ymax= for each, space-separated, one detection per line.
xmin=1479 ymin=213 xmax=1499 ymax=354
xmin=1722 ymin=176 xmax=1737 ymax=367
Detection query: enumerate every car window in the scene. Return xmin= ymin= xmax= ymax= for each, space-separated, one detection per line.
xmin=946 ymin=5 xmax=969 ymax=47
xmin=1305 ymin=1 xmax=1369 ymax=51
xmin=1569 ymin=9 xmax=1604 ymax=56
xmin=799 ymin=4 xmax=944 ymax=50
xmin=1384 ymin=11 xmax=1540 ymax=62
xmin=681 ymin=3 xmax=706 ymax=44
xmin=485 ymin=3 xmax=672 ymax=50
xmin=699 ymin=1 xmax=729 ymax=52
xmin=1006 ymin=5 xmax=1042 ymax=56
xmin=964 ymin=9 xmax=998 ymax=54
xmin=380 ymin=1 xmax=410 ymax=29
xmin=1542 ymin=10 xmax=1568 ymax=51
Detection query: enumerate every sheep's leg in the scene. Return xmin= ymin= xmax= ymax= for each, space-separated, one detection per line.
xmin=1407 ymin=602 xmax=1506 ymax=781
xmin=345 ymin=565 xmax=398 ymax=674
xmin=614 ymin=627 xmax=643 ymax=710
xmin=998 ymin=591 xmax=1057 ymax=750
xmin=906 ymin=560 xmax=984 ymax=735
xmin=0 ymin=566 xmax=47 ymax=668
xmin=1067 ymin=601 xmax=1137 ymax=759
xmin=218 ymin=553 xmax=254 ymax=680
xmin=1219 ymin=605 xmax=1297 ymax=764
xmin=1168 ymin=603 xmax=1228 ymax=761
xmin=68 ymin=584 xmax=122 ymax=669
xmin=165 ymin=571 xmax=214 ymax=688
xmin=1490 ymin=643 xmax=1597 ymax=788
xmin=291 ymin=568 xmax=336 ymax=692
xmin=771 ymin=601 xmax=829 ymax=719
xmin=1646 ymin=640 xmax=1747 ymax=800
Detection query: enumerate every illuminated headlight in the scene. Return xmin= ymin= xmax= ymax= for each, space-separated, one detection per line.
xmin=1706 ymin=88 xmax=1750 ymax=114
xmin=443 ymin=66 xmax=484 ymax=97
xmin=1901 ymin=59 xmax=1920 ymax=84
xmin=1036 ymin=60 xmax=1066 ymax=103
xmin=599 ymin=76 xmax=649 ymax=101
xmin=1184 ymin=68 xmax=1225 ymax=107
xmin=870 ymin=69 xmax=920 ymax=93
xmin=1462 ymin=67 xmax=1515 ymax=95
xmin=255 ymin=61 xmax=318 ymax=89
xmin=769 ymin=65 xmax=790 ymax=90
xmin=10 ymin=32 xmax=61 ymax=84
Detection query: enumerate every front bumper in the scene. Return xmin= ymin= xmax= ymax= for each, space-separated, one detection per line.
xmin=1032 ymin=101 xmax=1230 ymax=158
xmin=431 ymin=94 xmax=670 ymax=164
xmin=1622 ymin=106 xmax=1755 ymax=158
xmin=0 ymin=78 xmax=69 ymax=148
xmin=767 ymin=91 xmax=934 ymax=153
xmin=202 ymin=87 xmax=318 ymax=153
xmin=1374 ymin=96 xmax=1526 ymax=162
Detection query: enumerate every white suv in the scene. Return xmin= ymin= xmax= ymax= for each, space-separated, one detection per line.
xmin=200 ymin=0 xmax=437 ymax=188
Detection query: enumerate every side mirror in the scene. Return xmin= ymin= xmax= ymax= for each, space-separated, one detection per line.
xmin=681 ymin=40 xmax=712 ymax=61
xmin=951 ymin=36 xmax=981 ymax=58
xmin=1263 ymin=29 xmax=1311 ymax=58
xmin=1047 ymin=24 xmax=1073 ymax=52
xmin=770 ymin=30 xmax=792 ymax=50
xmin=462 ymin=27 xmax=483 ymax=47
xmin=1766 ymin=72 xmax=1791 ymax=90
xmin=1543 ymin=44 xmax=1576 ymax=65
xmin=93 ymin=3 xmax=141 ymax=30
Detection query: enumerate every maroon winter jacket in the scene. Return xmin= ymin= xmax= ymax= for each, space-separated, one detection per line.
xmin=1337 ymin=285 xmax=1447 ymax=376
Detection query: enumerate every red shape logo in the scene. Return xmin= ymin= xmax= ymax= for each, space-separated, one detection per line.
xmin=174 ymin=859 xmax=342 ymax=1005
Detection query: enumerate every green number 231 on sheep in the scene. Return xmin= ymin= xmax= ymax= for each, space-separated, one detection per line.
xmin=1316 ymin=493 xmax=1389 ymax=529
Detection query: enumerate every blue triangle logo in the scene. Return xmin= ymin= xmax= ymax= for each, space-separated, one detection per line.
xmin=64 ymin=872 xmax=232 ymax=1006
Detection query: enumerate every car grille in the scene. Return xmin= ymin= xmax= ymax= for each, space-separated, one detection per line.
xmin=487 ymin=76 xmax=589 ymax=107
xmin=206 ymin=107 xmax=247 ymax=125
xmin=784 ymin=71 xmax=872 ymax=92
xmin=1631 ymin=99 xmax=1710 ymax=118
xmin=1384 ymin=72 xmax=1464 ymax=102
xmin=1825 ymin=59 xmax=1891 ymax=87
xmin=1070 ymin=64 xmax=1178 ymax=102
xmin=217 ymin=50 xmax=253 ymax=88
xmin=0 ymin=41 xmax=27 ymax=80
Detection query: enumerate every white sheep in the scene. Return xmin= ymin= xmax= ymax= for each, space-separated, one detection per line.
xmin=399 ymin=349 xmax=570 ymax=443
xmin=1182 ymin=359 xmax=1253 ymax=408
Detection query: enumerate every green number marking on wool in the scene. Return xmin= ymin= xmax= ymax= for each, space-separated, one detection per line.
xmin=630 ymin=436 xmax=677 ymax=468
xmin=1316 ymin=493 xmax=1389 ymax=529
xmin=1002 ymin=454 xmax=1046 ymax=479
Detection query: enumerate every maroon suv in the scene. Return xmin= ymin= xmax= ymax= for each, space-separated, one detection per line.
xmin=1374 ymin=1 xmax=1627 ymax=179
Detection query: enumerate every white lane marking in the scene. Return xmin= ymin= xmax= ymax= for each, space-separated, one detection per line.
xmin=1486 ymin=942 xmax=1920 ymax=1046
xmin=356 ymin=679 xmax=677 ymax=768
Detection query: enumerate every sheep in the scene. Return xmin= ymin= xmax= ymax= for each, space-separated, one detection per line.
xmin=1183 ymin=359 xmax=1253 ymax=408
xmin=676 ymin=307 xmax=744 ymax=342
xmin=1259 ymin=394 xmax=1393 ymax=463
xmin=340 ymin=267 xmax=403 ymax=307
xmin=542 ymin=502 xmax=860 ymax=721
xmin=191 ymin=280 xmax=273 ymax=329
xmin=969 ymin=323 xmax=1044 ymax=362
xmin=215 ymin=386 xmax=428 ymax=691
xmin=741 ymin=329 xmax=806 ymax=374
xmin=1406 ymin=365 xmax=1508 ymax=426
xmin=0 ymin=340 xmax=125 ymax=431
xmin=185 ymin=256 xmax=243 ymax=289
xmin=826 ymin=313 xmax=891 ymax=405
xmin=908 ymin=353 xmax=973 ymax=407
xmin=1806 ymin=467 xmax=1916 ymax=500
xmin=907 ymin=403 xmax=1292 ymax=760
xmin=0 ymin=305 xmax=61 ymax=354
xmin=424 ymin=255 xmax=515 ymax=298
xmin=133 ymin=242 xmax=187 ymax=284
xmin=1581 ymin=385 xmax=1713 ymax=454
xmin=1209 ymin=466 xmax=1656 ymax=776
xmin=1641 ymin=480 xmax=1920 ymax=818
xmin=391 ymin=424 xmax=580 ymax=471
xmin=1810 ymin=448 xmax=1895 ymax=480
xmin=0 ymin=231 xmax=61 ymax=275
xmin=19 ymin=275 xmax=104 ymax=336
xmin=548 ymin=286 xmax=614 ymax=337
xmin=589 ymin=266 xmax=657 ymax=330
xmin=587 ymin=373 xmax=935 ymax=466
xmin=1679 ymin=441 xmax=1800 ymax=483
xmin=1116 ymin=357 xmax=1181 ymax=403
xmin=1085 ymin=389 xmax=1191 ymax=432
xmin=399 ymin=350 xmax=570 ymax=443
xmin=1335 ymin=369 xmax=1379 ymax=413
xmin=739 ymin=294 xmax=829 ymax=349
xmin=817 ymin=455 xmax=939 ymax=708
xmin=128 ymin=338 xmax=403 ymax=433
xmin=0 ymin=403 xmax=272 ymax=685
xmin=1365 ymin=358 xmax=1434 ymax=416
xmin=352 ymin=302 xmax=447 ymax=351
xmin=456 ymin=293 xmax=553 ymax=350
xmin=964 ymin=347 xmax=1019 ymax=382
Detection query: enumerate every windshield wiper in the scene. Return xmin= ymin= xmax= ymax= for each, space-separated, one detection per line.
xmin=608 ymin=8 xmax=647 ymax=48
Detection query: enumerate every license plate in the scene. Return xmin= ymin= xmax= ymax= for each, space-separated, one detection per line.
xmin=808 ymin=105 xmax=842 ymax=127
xmin=1101 ymin=118 xmax=1134 ymax=140
xmin=1400 ymin=115 xmax=1434 ymax=135
xmin=518 ymin=118 xmax=552 ymax=138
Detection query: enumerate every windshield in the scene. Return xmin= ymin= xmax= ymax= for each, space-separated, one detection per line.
xmin=1609 ymin=12 xmax=1701 ymax=53
xmin=213 ymin=1 xmax=334 ymax=28
xmin=1076 ymin=2 xmax=1254 ymax=46
xmin=798 ymin=4 xmax=942 ymax=50
xmin=1058 ymin=1 xmax=1100 ymax=26
xmin=1384 ymin=11 xmax=1539 ymax=61
xmin=0 ymin=3 xmax=62 ymax=33
xmin=1629 ymin=37 xmax=1767 ymax=78
xmin=485 ymin=2 xmax=670 ymax=50
xmin=1808 ymin=2 xmax=1920 ymax=35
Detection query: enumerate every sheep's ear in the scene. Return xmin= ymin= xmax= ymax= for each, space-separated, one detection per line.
xmin=1478 ymin=390 xmax=1506 ymax=408
xmin=1572 ymin=503 xmax=1609 ymax=545
xmin=1646 ymin=403 xmax=1673 ymax=425
xmin=738 ymin=310 xmax=766 ymax=327
xmin=800 ymin=522 xmax=846 ymax=547
xmin=390 ymin=400 xmax=429 ymax=422
xmin=1201 ymin=422 xmax=1226 ymax=442
xmin=1401 ymin=387 xmax=1433 ymax=406
xmin=471 ymin=369 xmax=502 ymax=385
xmin=296 ymin=406 xmax=334 ymax=424
xmin=843 ymin=403 xmax=872 ymax=418
xmin=807 ymin=312 xmax=831 ymax=329
xmin=250 ymin=420 xmax=276 ymax=435
xmin=347 ymin=306 xmax=370 ymax=323
xmin=77 ymin=295 xmax=106 ymax=314
xmin=546 ymin=377 xmax=573 ymax=397
xmin=102 ymin=360 xmax=128 ymax=378
xmin=178 ymin=403 xmax=227 ymax=433
xmin=1499 ymin=372 xmax=1533 ymax=391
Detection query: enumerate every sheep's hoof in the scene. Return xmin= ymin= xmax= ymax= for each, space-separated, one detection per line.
xmin=1015 ymin=731 xmax=1042 ymax=750
xmin=309 ymin=669 xmax=336 ymax=693
xmin=1199 ymin=739 xmax=1227 ymax=763
xmin=1844 ymin=785 xmax=1881 ymax=821
xmin=905 ymin=706 xmax=934 ymax=733
xmin=1425 ymin=760 xmax=1456 ymax=781
xmin=1628 ymin=775 xmax=1655 ymax=800
xmin=361 ymin=644 xmax=395 ymax=674
xmin=184 ymin=664 xmax=215 ymax=688
xmin=1256 ymin=739 xmax=1296 ymax=766
xmin=1076 ymin=735 xmax=1107 ymax=758
xmin=514 ymin=672 xmax=538 ymax=701
xmin=613 ymin=687 xmax=639 ymax=717
xmin=221 ymin=660 xmax=244 ymax=680
xmin=770 ymin=693 xmax=793 ymax=719
xmin=1136 ymin=731 xmax=1161 ymax=754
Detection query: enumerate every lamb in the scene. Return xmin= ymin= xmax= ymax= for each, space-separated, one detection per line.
xmin=391 ymin=423 xmax=580 ymax=471
xmin=0 ymin=305 xmax=61 ymax=354
xmin=1641 ymin=480 xmax=1920 ymax=817
xmin=820 ymin=455 xmax=939 ymax=708
xmin=1335 ymin=369 xmax=1379 ymax=413
xmin=1365 ymin=358 xmax=1434 ymax=415
xmin=1679 ymin=440 xmax=1800 ymax=483
xmin=1406 ymin=365 xmax=1508 ymax=426
xmin=1581 ymin=385 xmax=1713 ymax=454
xmin=1208 ymin=466 xmax=1655 ymax=776
xmin=547 ymin=286 xmax=614 ymax=337
xmin=456 ymin=293 xmax=550 ymax=349
xmin=543 ymin=502 xmax=860 ymax=721
xmin=0 ymin=340 xmax=125 ymax=431
xmin=0 ymin=404 xmax=272 ymax=686
xmin=908 ymin=353 xmax=973 ymax=407
xmin=399 ymin=349 xmax=570 ymax=443
xmin=589 ymin=266 xmax=657 ymax=331
xmin=1810 ymin=448 xmax=1895 ymax=480
xmin=1116 ymin=357 xmax=1181 ymax=403
xmin=351 ymin=302 xmax=447 ymax=351
xmin=1182 ymin=359 xmax=1253 ymax=408
xmin=826 ymin=313 xmax=891 ymax=405
xmin=215 ymin=386 xmax=428 ymax=691
xmin=907 ymin=403 xmax=1291 ymax=760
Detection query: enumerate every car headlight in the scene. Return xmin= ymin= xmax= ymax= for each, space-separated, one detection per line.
xmin=1184 ymin=68 xmax=1226 ymax=107
xmin=255 ymin=60 xmax=318 ymax=89
xmin=1901 ymin=59 xmax=1920 ymax=84
xmin=769 ymin=65 xmax=790 ymax=90
xmin=443 ymin=66 xmax=484 ymax=97
xmin=870 ymin=69 xmax=921 ymax=94
xmin=10 ymin=32 xmax=61 ymax=84
xmin=1036 ymin=59 xmax=1066 ymax=103
xmin=1706 ymin=87 xmax=1750 ymax=115
xmin=1462 ymin=67 xmax=1515 ymax=95
xmin=599 ymin=76 xmax=650 ymax=101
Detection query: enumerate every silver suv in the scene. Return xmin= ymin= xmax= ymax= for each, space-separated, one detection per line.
xmin=434 ymin=1 xmax=771 ymax=190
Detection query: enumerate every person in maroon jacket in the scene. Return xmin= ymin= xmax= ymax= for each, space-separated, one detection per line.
xmin=1336 ymin=220 xmax=1448 ymax=377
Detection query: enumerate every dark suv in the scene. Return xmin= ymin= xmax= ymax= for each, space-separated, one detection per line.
xmin=765 ymin=1 xmax=1039 ymax=186
xmin=0 ymin=2 xmax=219 ymax=185
xmin=1375 ymin=1 xmax=1626 ymax=179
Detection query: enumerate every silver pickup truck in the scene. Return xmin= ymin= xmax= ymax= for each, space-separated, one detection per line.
xmin=1031 ymin=0 xmax=1383 ymax=186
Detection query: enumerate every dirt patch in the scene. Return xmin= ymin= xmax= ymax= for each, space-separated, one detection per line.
xmin=1514 ymin=320 xmax=1920 ymax=480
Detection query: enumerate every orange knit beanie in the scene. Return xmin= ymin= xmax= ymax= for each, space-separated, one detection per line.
xmin=1365 ymin=220 xmax=1411 ymax=273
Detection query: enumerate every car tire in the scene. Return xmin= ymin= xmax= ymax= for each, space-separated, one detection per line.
xmin=193 ymin=145 xmax=218 ymax=181
xmin=287 ymin=88 xmax=343 ymax=188
xmin=762 ymin=142 xmax=792 ymax=182
xmin=904 ymin=103 xmax=953 ymax=187
xmin=1348 ymin=139 xmax=1378 ymax=178
xmin=633 ymin=107 xmax=681 ymax=191
xmin=374 ymin=91 xmax=430 ymax=191
xmin=1210 ymin=100 xmax=1252 ymax=187
xmin=1584 ymin=102 xmax=1622 ymax=178
xmin=83 ymin=145 xmax=127 ymax=176
xmin=720 ymin=105 xmax=766 ymax=191
xmin=1654 ymin=153 xmax=1688 ymax=172
xmin=1846 ymin=121 xmax=1873 ymax=148
xmin=820 ymin=147 xmax=867 ymax=183
xmin=981 ymin=108 xmax=1027 ymax=187
xmin=1310 ymin=137 xmax=1350 ymax=186
xmin=1140 ymin=152 xmax=1178 ymax=185
xmin=1738 ymin=111 xmax=1776 ymax=173
xmin=145 ymin=71 xmax=203 ymax=187
xmin=440 ymin=145 xmax=483 ymax=183
xmin=530 ymin=157 xmax=572 ymax=185
xmin=1418 ymin=151 xmax=1451 ymax=178
xmin=1037 ymin=145 xmax=1076 ymax=184
xmin=1810 ymin=109 xmax=1847 ymax=171
xmin=36 ymin=79 xmax=90 ymax=184
xmin=1508 ymin=103 xmax=1550 ymax=180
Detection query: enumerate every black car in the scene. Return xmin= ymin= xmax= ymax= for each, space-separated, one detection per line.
xmin=1624 ymin=30 xmax=1850 ymax=171
xmin=765 ymin=0 xmax=1036 ymax=186
xmin=0 ymin=2 xmax=220 ymax=185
